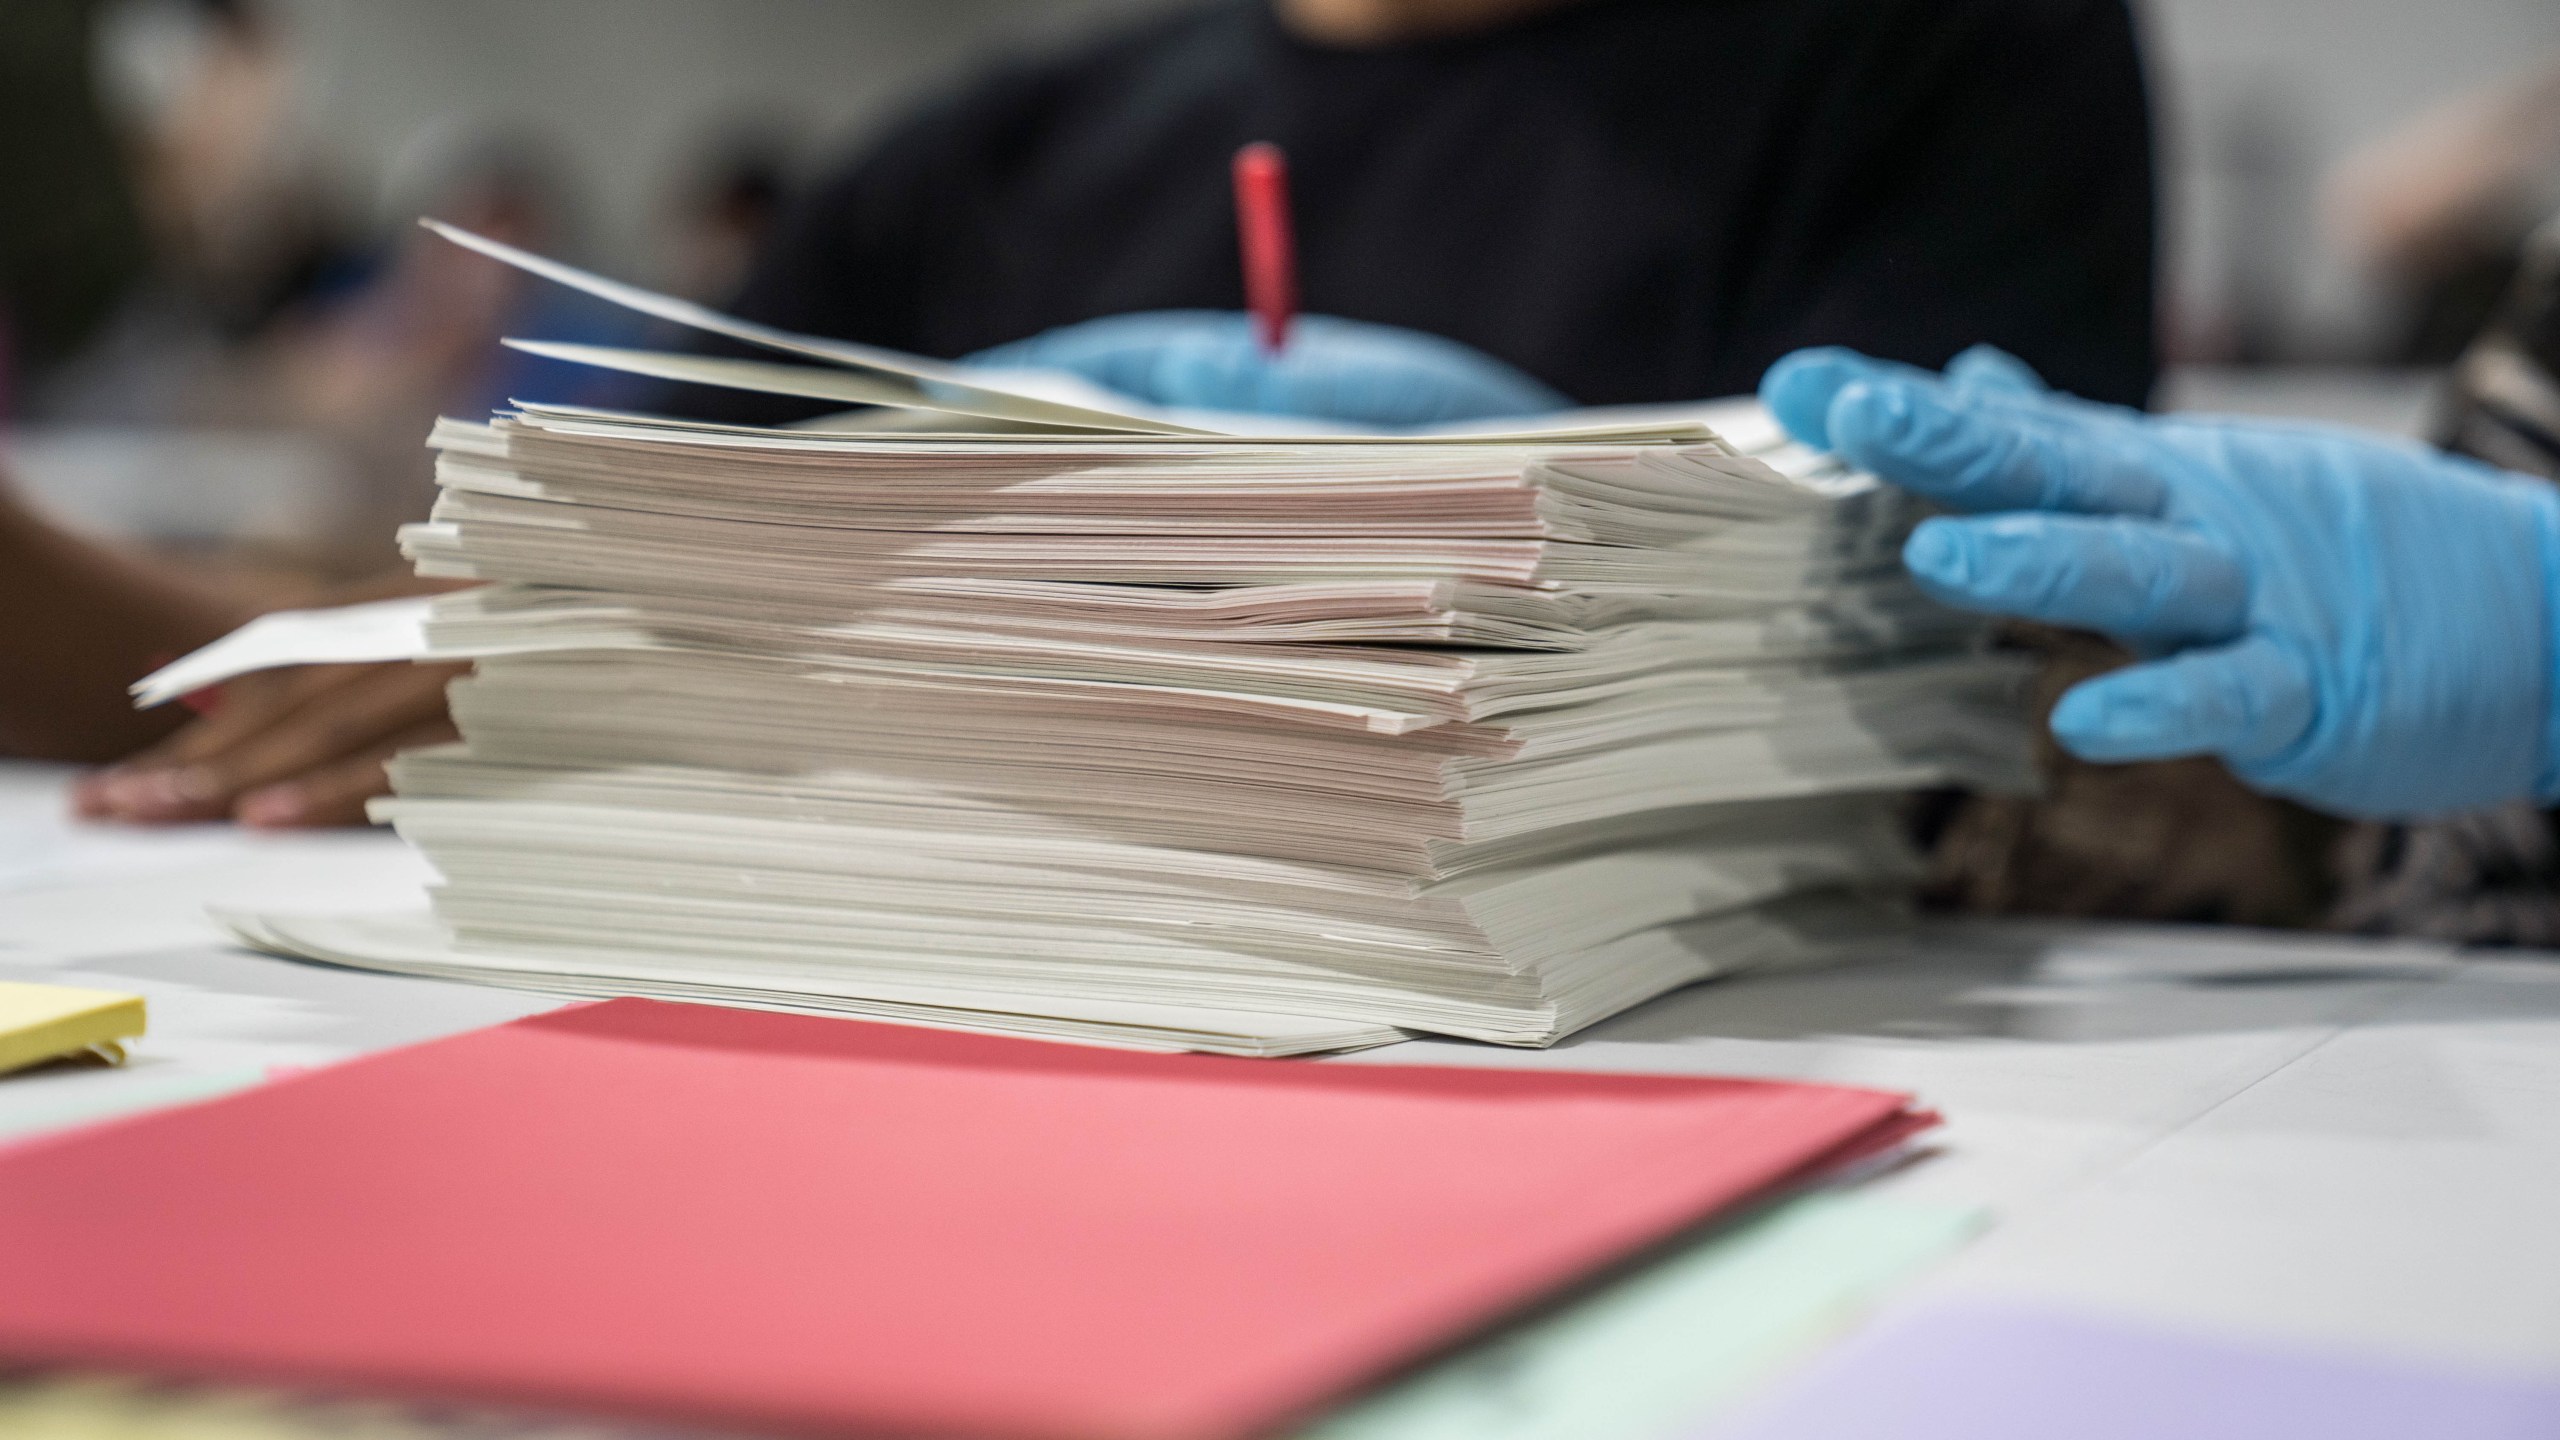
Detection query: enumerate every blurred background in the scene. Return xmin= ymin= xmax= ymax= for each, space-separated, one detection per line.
xmin=4 ymin=0 xmax=2557 ymax=576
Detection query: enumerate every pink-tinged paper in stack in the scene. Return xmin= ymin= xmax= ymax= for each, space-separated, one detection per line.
xmin=0 ymin=999 xmax=1929 ymax=1440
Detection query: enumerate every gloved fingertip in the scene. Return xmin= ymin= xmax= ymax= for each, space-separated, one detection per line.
xmin=2047 ymin=678 xmax=2182 ymax=763
xmin=1829 ymin=377 xmax=2045 ymax=509
xmin=2037 ymin=671 xmax=2201 ymax=763
xmin=1825 ymin=377 xmax=1923 ymax=463
xmin=1759 ymin=347 xmax=1876 ymax=448
xmin=1900 ymin=518 xmax=1974 ymax=590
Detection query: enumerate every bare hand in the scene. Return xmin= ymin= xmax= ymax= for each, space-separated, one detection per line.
xmin=70 ymin=659 xmax=467 ymax=828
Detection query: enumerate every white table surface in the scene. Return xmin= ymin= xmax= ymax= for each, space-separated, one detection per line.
xmin=5 ymin=759 xmax=2558 ymax=1390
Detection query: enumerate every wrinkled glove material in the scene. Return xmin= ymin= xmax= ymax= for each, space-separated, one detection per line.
xmin=1761 ymin=345 xmax=2560 ymax=820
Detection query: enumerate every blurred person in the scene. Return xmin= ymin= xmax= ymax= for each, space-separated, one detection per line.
xmin=894 ymin=0 xmax=2367 ymax=926
xmin=65 ymin=0 xmax=2165 ymax=844
xmin=50 ymin=71 xmax=632 ymax=552
xmin=512 ymin=0 xmax=2260 ymax=921
xmin=0 ymin=7 xmax=500 ymax=827
xmin=38 ymin=0 xmax=357 ymax=425
xmin=242 ymin=121 xmax=642 ymax=546
xmin=660 ymin=130 xmax=796 ymax=305
xmin=0 ymin=0 xmax=153 ymax=411
xmin=674 ymin=0 xmax=2157 ymax=425
xmin=98 ymin=0 xmax=333 ymax=336
xmin=2329 ymin=51 xmax=2560 ymax=364
xmin=919 ymin=0 xmax=2344 ymax=924
xmin=66 ymin=127 xmax=635 ymax=828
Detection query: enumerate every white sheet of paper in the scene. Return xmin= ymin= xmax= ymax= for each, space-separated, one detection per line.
xmin=128 ymin=597 xmax=435 ymax=708
xmin=506 ymin=341 xmax=1722 ymax=446
xmin=430 ymin=220 xmax=1204 ymax=435
xmin=501 ymin=339 xmax=1211 ymax=436
xmin=435 ymin=220 xmax=1726 ymax=445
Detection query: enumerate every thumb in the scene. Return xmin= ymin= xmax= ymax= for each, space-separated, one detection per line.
xmin=2047 ymin=635 xmax=2316 ymax=766
xmin=960 ymin=311 xmax=1258 ymax=404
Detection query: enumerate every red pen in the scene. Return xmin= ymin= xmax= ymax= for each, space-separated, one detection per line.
xmin=1232 ymin=142 xmax=1297 ymax=354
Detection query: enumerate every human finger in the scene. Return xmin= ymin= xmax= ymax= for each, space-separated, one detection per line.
xmin=1901 ymin=513 xmax=2250 ymax=646
xmin=233 ymin=716 xmax=457 ymax=829
xmin=2046 ymin=635 xmax=2315 ymax=766
xmin=1827 ymin=376 xmax=2172 ymax=517
xmin=115 ymin=664 xmax=354 ymax=768
xmin=92 ymin=662 xmax=461 ymax=822
xmin=79 ymin=665 xmax=382 ymax=821
xmin=1758 ymin=347 xmax=1945 ymax=448
xmin=72 ymin=666 xmax=371 ymax=822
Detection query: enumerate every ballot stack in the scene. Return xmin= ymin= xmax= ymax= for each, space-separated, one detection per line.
xmin=238 ymin=394 xmax=2025 ymax=1057
xmin=171 ymin=225 xmax=2028 ymax=1053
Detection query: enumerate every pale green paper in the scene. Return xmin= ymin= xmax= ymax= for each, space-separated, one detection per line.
xmin=1303 ymin=1191 xmax=1983 ymax=1440
xmin=0 ymin=1065 xmax=265 ymax=1147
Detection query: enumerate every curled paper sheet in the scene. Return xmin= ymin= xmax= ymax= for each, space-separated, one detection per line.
xmin=433 ymin=220 xmax=1724 ymax=444
xmin=129 ymin=596 xmax=435 ymax=708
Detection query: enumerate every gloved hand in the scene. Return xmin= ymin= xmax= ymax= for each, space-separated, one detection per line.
xmin=1760 ymin=344 xmax=2560 ymax=819
xmin=965 ymin=310 xmax=1569 ymax=428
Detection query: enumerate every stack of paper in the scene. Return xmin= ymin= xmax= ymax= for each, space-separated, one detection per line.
xmin=197 ymin=226 xmax=2031 ymax=1055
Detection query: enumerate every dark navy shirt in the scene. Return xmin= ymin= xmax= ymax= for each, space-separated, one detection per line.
xmin=698 ymin=0 xmax=2157 ymax=417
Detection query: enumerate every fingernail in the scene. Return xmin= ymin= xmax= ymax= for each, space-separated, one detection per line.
xmin=1901 ymin=522 xmax=1972 ymax=586
xmin=236 ymin=786 xmax=303 ymax=828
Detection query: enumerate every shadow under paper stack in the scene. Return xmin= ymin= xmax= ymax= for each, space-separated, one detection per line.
xmin=224 ymin=227 xmax=2033 ymax=1055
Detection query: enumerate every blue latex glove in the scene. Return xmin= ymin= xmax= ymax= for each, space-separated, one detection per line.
xmin=1760 ymin=344 xmax=2560 ymax=820
xmin=964 ymin=310 xmax=1570 ymax=428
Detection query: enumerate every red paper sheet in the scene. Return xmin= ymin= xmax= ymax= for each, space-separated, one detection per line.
xmin=0 ymin=999 xmax=1927 ymax=1440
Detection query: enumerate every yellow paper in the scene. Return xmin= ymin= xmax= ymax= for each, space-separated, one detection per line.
xmin=0 ymin=982 xmax=145 ymax=1075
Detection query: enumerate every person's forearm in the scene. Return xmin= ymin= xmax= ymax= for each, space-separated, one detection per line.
xmin=0 ymin=481 xmax=254 ymax=761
